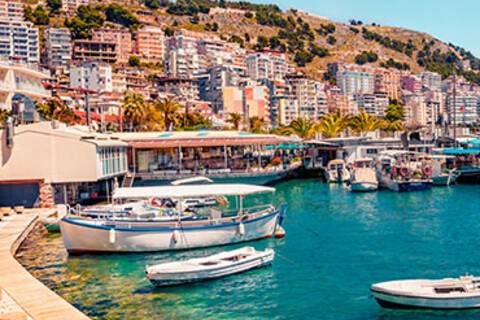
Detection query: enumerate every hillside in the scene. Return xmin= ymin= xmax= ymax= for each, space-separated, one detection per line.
xmin=26 ymin=0 xmax=480 ymax=83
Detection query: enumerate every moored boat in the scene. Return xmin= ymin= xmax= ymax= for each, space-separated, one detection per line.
xmin=349 ymin=158 xmax=378 ymax=192
xmin=431 ymin=155 xmax=459 ymax=186
xmin=372 ymin=275 xmax=480 ymax=310
xmin=59 ymin=183 xmax=286 ymax=253
xmin=146 ymin=246 xmax=274 ymax=286
xmin=325 ymin=159 xmax=350 ymax=183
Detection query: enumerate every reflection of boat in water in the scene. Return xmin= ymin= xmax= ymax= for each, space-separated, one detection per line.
xmin=146 ymin=246 xmax=274 ymax=287
xmin=325 ymin=159 xmax=350 ymax=183
xmin=375 ymin=151 xmax=432 ymax=192
xmin=372 ymin=275 xmax=480 ymax=310
xmin=431 ymin=155 xmax=459 ymax=186
xmin=348 ymin=158 xmax=378 ymax=192
xmin=59 ymin=183 xmax=286 ymax=253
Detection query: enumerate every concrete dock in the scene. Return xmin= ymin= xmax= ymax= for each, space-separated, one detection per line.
xmin=0 ymin=211 xmax=90 ymax=320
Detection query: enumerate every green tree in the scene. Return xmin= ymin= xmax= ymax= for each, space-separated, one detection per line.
xmin=122 ymin=92 xmax=147 ymax=131
xmin=152 ymin=97 xmax=182 ymax=131
xmin=249 ymin=116 xmax=266 ymax=133
xmin=105 ymin=4 xmax=139 ymax=29
xmin=23 ymin=6 xmax=35 ymax=23
xmin=348 ymin=111 xmax=384 ymax=136
xmin=227 ymin=112 xmax=242 ymax=130
xmin=36 ymin=98 xmax=79 ymax=124
xmin=355 ymin=50 xmax=378 ymax=65
xmin=47 ymin=0 xmax=62 ymax=15
xmin=65 ymin=5 xmax=105 ymax=39
xmin=128 ymin=55 xmax=141 ymax=67
xmin=33 ymin=6 xmax=50 ymax=25
xmin=327 ymin=35 xmax=337 ymax=45
xmin=164 ymin=27 xmax=174 ymax=37
xmin=283 ymin=117 xmax=317 ymax=139
xmin=317 ymin=112 xmax=348 ymax=138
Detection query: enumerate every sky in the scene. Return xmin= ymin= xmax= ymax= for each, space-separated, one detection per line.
xmin=250 ymin=0 xmax=480 ymax=57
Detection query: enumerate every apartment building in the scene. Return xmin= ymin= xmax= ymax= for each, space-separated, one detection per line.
xmin=0 ymin=0 xmax=24 ymax=21
xmin=374 ymin=68 xmax=400 ymax=101
xmin=276 ymin=97 xmax=299 ymax=126
xmin=244 ymin=81 xmax=270 ymax=122
xmin=287 ymin=73 xmax=328 ymax=121
xmin=0 ymin=19 xmax=39 ymax=63
xmin=165 ymin=47 xmax=202 ymax=78
xmin=73 ymin=40 xmax=117 ymax=64
xmin=246 ymin=50 xmax=289 ymax=81
xmin=400 ymin=75 xmax=422 ymax=93
xmin=62 ymin=0 xmax=89 ymax=15
xmin=44 ymin=28 xmax=72 ymax=70
xmin=354 ymin=93 xmax=388 ymax=117
xmin=336 ymin=67 xmax=375 ymax=96
xmin=418 ymin=71 xmax=442 ymax=91
xmin=70 ymin=61 xmax=113 ymax=92
xmin=446 ymin=94 xmax=478 ymax=125
xmin=199 ymin=65 xmax=243 ymax=111
xmin=156 ymin=77 xmax=200 ymax=103
xmin=93 ymin=28 xmax=132 ymax=64
xmin=133 ymin=25 xmax=165 ymax=63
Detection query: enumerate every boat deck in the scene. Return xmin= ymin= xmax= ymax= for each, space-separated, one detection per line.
xmin=0 ymin=210 xmax=90 ymax=320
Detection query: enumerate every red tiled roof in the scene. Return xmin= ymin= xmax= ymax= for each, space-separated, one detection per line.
xmin=129 ymin=137 xmax=289 ymax=148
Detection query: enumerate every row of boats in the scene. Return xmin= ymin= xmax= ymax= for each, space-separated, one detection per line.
xmin=325 ymin=150 xmax=460 ymax=192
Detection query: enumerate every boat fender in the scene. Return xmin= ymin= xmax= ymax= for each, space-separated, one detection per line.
xmin=238 ymin=222 xmax=245 ymax=236
xmin=391 ymin=166 xmax=398 ymax=177
xmin=400 ymin=166 xmax=409 ymax=177
xmin=172 ymin=230 xmax=179 ymax=244
xmin=423 ymin=165 xmax=432 ymax=177
xmin=109 ymin=228 xmax=116 ymax=244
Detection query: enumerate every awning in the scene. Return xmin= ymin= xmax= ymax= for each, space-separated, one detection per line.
xmin=113 ymin=183 xmax=276 ymax=199
xmin=440 ymin=148 xmax=480 ymax=155
xmin=128 ymin=137 xmax=291 ymax=148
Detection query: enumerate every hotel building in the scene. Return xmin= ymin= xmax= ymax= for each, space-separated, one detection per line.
xmin=133 ymin=25 xmax=165 ymax=63
xmin=0 ymin=19 xmax=39 ymax=63
xmin=44 ymin=28 xmax=72 ymax=70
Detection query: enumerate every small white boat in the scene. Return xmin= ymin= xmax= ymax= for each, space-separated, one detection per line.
xmin=372 ymin=275 xmax=480 ymax=309
xmin=146 ymin=246 xmax=274 ymax=286
xmin=349 ymin=158 xmax=378 ymax=192
xmin=431 ymin=155 xmax=459 ymax=186
xmin=326 ymin=159 xmax=350 ymax=183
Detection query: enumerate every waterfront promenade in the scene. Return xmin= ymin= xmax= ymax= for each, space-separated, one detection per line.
xmin=0 ymin=210 xmax=89 ymax=320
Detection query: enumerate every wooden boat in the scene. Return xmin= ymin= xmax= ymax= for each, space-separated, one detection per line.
xmin=349 ymin=159 xmax=378 ymax=192
xmin=431 ymin=155 xmax=459 ymax=186
xmin=146 ymin=246 xmax=274 ymax=286
xmin=59 ymin=184 xmax=287 ymax=253
xmin=372 ymin=275 xmax=480 ymax=310
xmin=325 ymin=159 xmax=350 ymax=183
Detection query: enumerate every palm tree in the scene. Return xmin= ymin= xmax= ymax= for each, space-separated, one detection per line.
xmin=227 ymin=112 xmax=242 ymax=130
xmin=152 ymin=97 xmax=182 ymax=131
xmin=36 ymin=98 xmax=78 ymax=124
xmin=348 ymin=111 xmax=385 ymax=136
xmin=249 ymin=116 xmax=266 ymax=133
xmin=317 ymin=112 xmax=348 ymax=138
xmin=383 ymin=119 xmax=404 ymax=132
xmin=122 ymin=92 xmax=147 ymax=131
xmin=283 ymin=117 xmax=317 ymax=139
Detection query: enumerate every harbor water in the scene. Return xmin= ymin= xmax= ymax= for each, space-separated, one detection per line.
xmin=16 ymin=179 xmax=480 ymax=319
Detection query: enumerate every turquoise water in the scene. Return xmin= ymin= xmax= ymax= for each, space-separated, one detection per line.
xmin=16 ymin=180 xmax=480 ymax=319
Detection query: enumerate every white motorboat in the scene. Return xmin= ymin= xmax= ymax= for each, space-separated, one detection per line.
xmin=372 ymin=275 xmax=480 ymax=309
xmin=349 ymin=158 xmax=378 ymax=192
xmin=326 ymin=159 xmax=350 ymax=183
xmin=59 ymin=183 xmax=287 ymax=253
xmin=146 ymin=246 xmax=274 ymax=286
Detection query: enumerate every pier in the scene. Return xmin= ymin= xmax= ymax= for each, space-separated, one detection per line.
xmin=0 ymin=210 xmax=89 ymax=320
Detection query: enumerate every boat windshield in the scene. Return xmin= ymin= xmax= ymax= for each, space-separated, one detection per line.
xmin=434 ymin=286 xmax=466 ymax=294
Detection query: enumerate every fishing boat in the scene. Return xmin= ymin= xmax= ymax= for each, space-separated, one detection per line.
xmin=348 ymin=158 xmax=378 ymax=192
xmin=146 ymin=246 xmax=274 ymax=286
xmin=59 ymin=184 xmax=286 ymax=253
xmin=431 ymin=155 xmax=459 ymax=186
xmin=325 ymin=159 xmax=350 ymax=183
xmin=438 ymin=148 xmax=480 ymax=184
xmin=371 ymin=275 xmax=480 ymax=310
xmin=375 ymin=151 xmax=432 ymax=192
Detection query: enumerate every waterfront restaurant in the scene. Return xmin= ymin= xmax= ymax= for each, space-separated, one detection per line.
xmin=113 ymin=131 xmax=303 ymax=184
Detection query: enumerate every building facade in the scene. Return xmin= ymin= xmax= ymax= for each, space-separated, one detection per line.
xmin=70 ymin=62 xmax=113 ymax=92
xmin=0 ymin=20 xmax=39 ymax=63
xmin=44 ymin=28 xmax=72 ymax=70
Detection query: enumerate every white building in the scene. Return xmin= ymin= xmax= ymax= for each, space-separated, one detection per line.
xmin=418 ymin=71 xmax=442 ymax=91
xmin=70 ymin=62 xmax=113 ymax=92
xmin=0 ymin=60 xmax=50 ymax=110
xmin=0 ymin=19 xmax=39 ymax=63
xmin=336 ymin=69 xmax=374 ymax=96
xmin=246 ymin=50 xmax=289 ymax=81
xmin=165 ymin=47 xmax=203 ymax=78
xmin=0 ymin=0 xmax=24 ymax=21
xmin=44 ymin=28 xmax=72 ymax=70
xmin=286 ymin=73 xmax=327 ymax=121
xmin=446 ymin=94 xmax=478 ymax=125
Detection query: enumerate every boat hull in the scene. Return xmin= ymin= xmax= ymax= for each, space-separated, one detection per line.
xmin=456 ymin=168 xmax=480 ymax=184
xmin=60 ymin=212 xmax=279 ymax=253
xmin=350 ymin=182 xmax=378 ymax=192
xmin=147 ymin=251 xmax=274 ymax=287
xmin=372 ymin=289 xmax=480 ymax=310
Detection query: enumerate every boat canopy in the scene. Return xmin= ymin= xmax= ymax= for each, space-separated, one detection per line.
xmin=171 ymin=176 xmax=213 ymax=186
xmin=440 ymin=148 xmax=480 ymax=155
xmin=113 ymin=184 xmax=275 ymax=200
